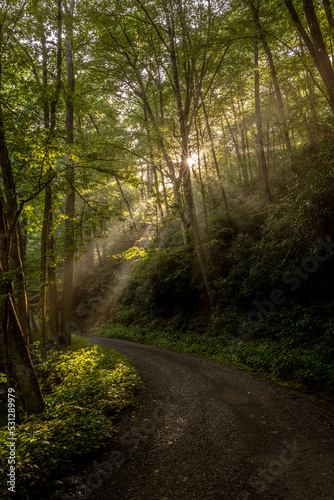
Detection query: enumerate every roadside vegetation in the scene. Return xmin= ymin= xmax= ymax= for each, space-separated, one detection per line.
xmin=0 ymin=335 xmax=142 ymax=499
xmin=85 ymin=138 xmax=334 ymax=397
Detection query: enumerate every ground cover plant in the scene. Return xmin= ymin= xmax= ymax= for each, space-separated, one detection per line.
xmin=0 ymin=336 xmax=142 ymax=499
xmin=92 ymin=316 xmax=334 ymax=397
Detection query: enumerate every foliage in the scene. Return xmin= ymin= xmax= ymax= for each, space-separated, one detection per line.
xmin=2 ymin=0 xmax=334 ymax=491
xmin=0 ymin=336 xmax=142 ymax=498
xmin=90 ymin=140 xmax=334 ymax=398
xmin=117 ymin=226 xmax=200 ymax=321
xmin=96 ymin=316 xmax=334 ymax=394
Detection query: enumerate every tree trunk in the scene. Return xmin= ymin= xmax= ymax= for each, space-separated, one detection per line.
xmin=160 ymin=165 xmax=169 ymax=216
xmin=115 ymin=177 xmax=139 ymax=235
xmin=225 ymin=112 xmax=249 ymax=185
xmin=199 ymin=118 xmax=215 ymax=211
xmin=12 ymin=228 xmax=30 ymax=344
xmin=95 ymin=238 xmax=103 ymax=266
xmin=61 ymin=1 xmax=75 ymax=347
xmin=202 ymin=100 xmax=230 ymax=218
xmin=48 ymin=0 xmax=62 ymax=345
xmin=322 ymin=0 xmax=334 ymax=48
xmin=153 ymin=167 xmax=165 ymax=220
xmin=254 ymin=37 xmax=272 ymax=205
xmin=7 ymin=294 xmax=44 ymax=414
xmin=47 ymin=209 xmax=59 ymax=343
xmin=252 ymin=3 xmax=291 ymax=155
xmin=39 ymin=29 xmax=50 ymax=359
xmin=195 ymin=115 xmax=210 ymax=244
xmin=39 ymin=185 xmax=50 ymax=359
xmin=0 ymin=101 xmax=44 ymax=414
xmin=0 ymin=101 xmax=30 ymax=343
xmin=284 ymin=0 xmax=334 ymax=112
xmin=181 ymin=155 xmax=214 ymax=306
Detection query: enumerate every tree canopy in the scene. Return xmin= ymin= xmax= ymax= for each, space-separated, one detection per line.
xmin=1 ymin=0 xmax=334 ymax=414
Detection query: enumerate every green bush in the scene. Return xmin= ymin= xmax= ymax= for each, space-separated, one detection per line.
xmin=0 ymin=340 xmax=141 ymax=498
xmin=119 ymin=244 xmax=199 ymax=321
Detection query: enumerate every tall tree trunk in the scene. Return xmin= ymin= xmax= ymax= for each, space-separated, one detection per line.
xmin=195 ymin=115 xmax=210 ymax=245
xmin=160 ymin=165 xmax=169 ymax=216
xmin=199 ymin=117 xmax=215 ymax=211
xmin=240 ymin=118 xmax=250 ymax=183
xmin=322 ymin=0 xmax=334 ymax=47
xmin=61 ymin=0 xmax=75 ymax=347
xmin=145 ymin=119 xmax=165 ymax=221
xmin=48 ymin=209 xmax=59 ymax=343
xmin=240 ymin=107 xmax=253 ymax=180
xmin=181 ymin=155 xmax=213 ymax=306
xmin=0 ymin=102 xmax=29 ymax=343
xmin=95 ymin=237 xmax=103 ymax=266
xmin=252 ymin=3 xmax=291 ymax=155
xmin=39 ymin=29 xmax=50 ymax=359
xmin=12 ymin=228 xmax=30 ymax=344
xmin=153 ymin=167 xmax=165 ymax=220
xmin=5 ymin=290 xmax=44 ymax=414
xmin=48 ymin=0 xmax=61 ymax=346
xmin=284 ymin=0 xmax=334 ymax=112
xmin=224 ymin=112 xmax=249 ymax=185
xmin=115 ymin=178 xmax=139 ymax=235
xmin=0 ymin=104 xmax=44 ymax=414
xmin=254 ymin=37 xmax=272 ymax=205
xmin=163 ymin=0 xmax=213 ymax=305
xmin=202 ymin=100 xmax=230 ymax=218
xmin=0 ymin=96 xmax=29 ymax=343
xmin=17 ymin=217 xmax=31 ymax=344
xmin=39 ymin=186 xmax=50 ymax=359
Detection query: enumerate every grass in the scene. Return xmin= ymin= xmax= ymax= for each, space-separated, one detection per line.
xmin=0 ymin=334 xmax=142 ymax=499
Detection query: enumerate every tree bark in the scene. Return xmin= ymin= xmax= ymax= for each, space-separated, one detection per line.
xmin=0 ymin=93 xmax=44 ymax=414
xmin=11 ymin=228 xmax=30 ymax=344
xmin=61 ymin=0 xmax=75 ymax=347
xmin=7 ymin=294 xmax=44 ymax=414
xmin=153 ymin=167 xmax=165 ymax=220
xmin=115 ymin=177 xmax=139 ymax=235
xmin=254 ymin=37 xmax=272 ymax=205
xmin=48 ymin=0 xmax=62 ymax=345
xmin=224 ymin=111 xmax=249 ymax=185
xmin=284 ymin=0 xmax=334 ymax=112
xmin=39 ymin=185 xmax=50 ymax=359
xmin=322 ymin=0 xmax=334 ymax=45
xmin=0 ymin=98 xmax=30 ymax=343
xmin=160 ymin=166 xmax=169 ymax=216
xmin=47 ymin=209 xmax=59 ymax=343
xmin=39 ymin=29 xmax=50 ymax=359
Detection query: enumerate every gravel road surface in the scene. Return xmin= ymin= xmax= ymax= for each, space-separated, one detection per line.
xmin=71 ymin=333 xmax=334 ymax=500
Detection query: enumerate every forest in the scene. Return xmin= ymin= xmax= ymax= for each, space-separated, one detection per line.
xmin=1 ymin=0 xmax=334 ymax=497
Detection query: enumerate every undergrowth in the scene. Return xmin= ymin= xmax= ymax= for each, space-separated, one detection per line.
xmin=0 ymin=335 xmax=142 ymax=499
xmin=92 ymin=318 xmax=334 ymax=396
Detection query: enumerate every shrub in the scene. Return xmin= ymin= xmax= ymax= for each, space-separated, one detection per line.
xmin=0 ymin=340 xmax=141 ymax=498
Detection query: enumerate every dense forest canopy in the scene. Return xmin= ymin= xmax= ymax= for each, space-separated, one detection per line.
xmin=1 ymin=0 xmax=334 ymax=416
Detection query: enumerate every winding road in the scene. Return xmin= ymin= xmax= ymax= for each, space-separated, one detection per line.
xmin=72 ymin=333 xmax=334 ymax=500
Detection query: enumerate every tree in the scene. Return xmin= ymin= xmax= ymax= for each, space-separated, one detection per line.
xmin=251 ymin=0 xmax=291 ymax=156
xmin=253 ymin=14 xmax=272 ymax=205
xmin=60 ymin=0 xmax=75 ymax=346
xmin=0 ymin=1 xmax=44 ymax=413
xmin=284 ymin=0 xmax=334 ymax=112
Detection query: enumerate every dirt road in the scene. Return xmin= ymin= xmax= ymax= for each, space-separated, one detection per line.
xmin=70 ymin=334 xmax=334 ymax=500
